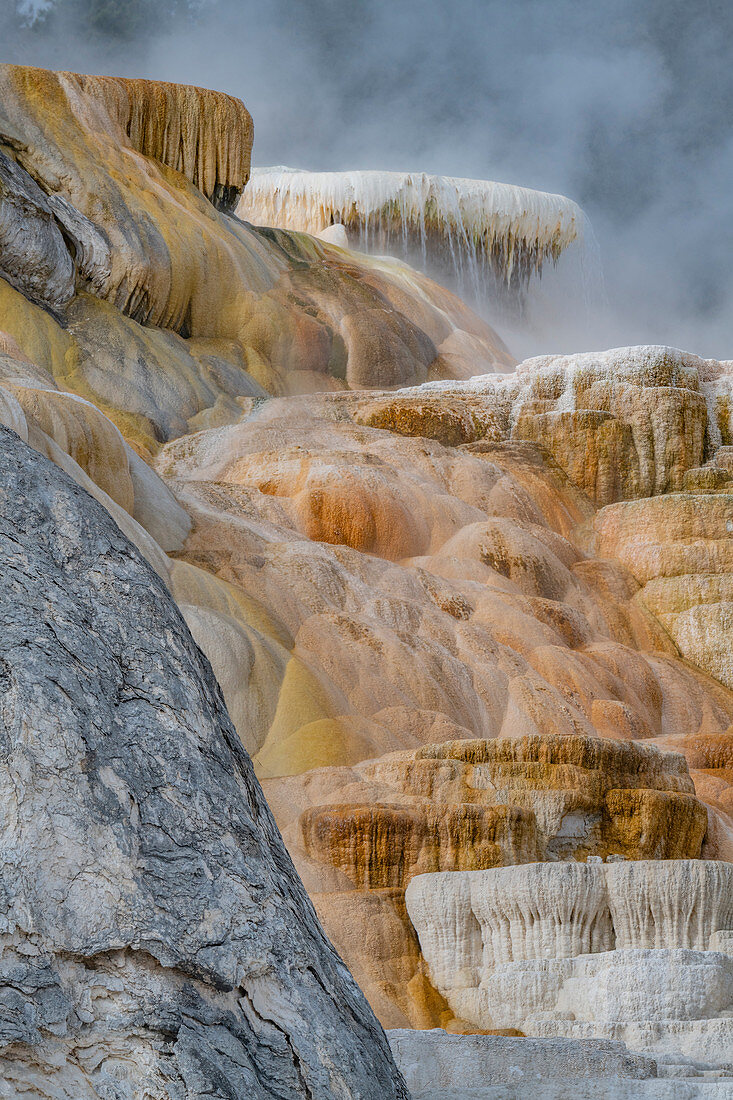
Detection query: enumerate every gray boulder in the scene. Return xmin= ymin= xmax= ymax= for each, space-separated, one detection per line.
xmin=0 ymin=426 xmax=409 ymax=1099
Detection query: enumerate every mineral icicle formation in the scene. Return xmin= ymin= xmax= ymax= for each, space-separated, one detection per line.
xmin=66 ymin=71 xmax=255 ymax=210
xmin=0 ymin=427 xmax=408 ymax=1099
xmin=238 ymin=167 xmax=584 ymax=296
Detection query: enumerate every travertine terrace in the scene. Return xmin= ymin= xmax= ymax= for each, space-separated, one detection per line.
xmin=0 ymin=57 xmax=732 ymax=1096
xmin=407 ymin=861 xmax=733 ymax=1067
xmin=238 ymin=167 xmax=584 ymax=293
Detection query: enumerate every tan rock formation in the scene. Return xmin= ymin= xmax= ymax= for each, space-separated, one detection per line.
xmin=511 ymin=346 xmax=710 ymax=505
xmin=156 ymin=390 xmax=733 ymax=777
xmin=594 ymin=493 xmax=733 ymax=691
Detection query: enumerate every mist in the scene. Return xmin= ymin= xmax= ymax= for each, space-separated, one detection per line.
xmin=3 ymin=0 xmax=733 ymax=360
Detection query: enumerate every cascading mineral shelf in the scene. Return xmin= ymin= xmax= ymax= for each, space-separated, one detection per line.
xmin=238 ymin=167 xmax=584 ymax=298
xmin=406 ymin=860 xmax=733 ymax=1068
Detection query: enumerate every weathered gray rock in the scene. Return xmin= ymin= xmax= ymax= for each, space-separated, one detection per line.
xmin=407 ymin=1086 xmax=733 ymax=1099
xmin=46 ymin=191 xmax=112 ymax=296
xmin=0 ymin=149 xmax=75 ymax=311
xmin=388 ymin=1029 xmax=658 ymax=1095
xmin=0 ymin=426 xmax=409 ymax=1099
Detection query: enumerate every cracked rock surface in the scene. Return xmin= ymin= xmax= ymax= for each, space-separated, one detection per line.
xmin=0 ymin=426 xmax=408 ymax=1099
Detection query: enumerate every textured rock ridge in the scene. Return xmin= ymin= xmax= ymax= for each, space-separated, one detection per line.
xmin=0 ymin=427 xmax=408 ymax=1099
xmin=511 ymin=346 xmax=711 ymax=504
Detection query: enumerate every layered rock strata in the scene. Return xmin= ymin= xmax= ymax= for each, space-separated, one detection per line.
xmin=0 ymin=428 xmax=408 ymax=1099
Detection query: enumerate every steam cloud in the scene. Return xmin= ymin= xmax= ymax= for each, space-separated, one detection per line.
xmin=3 ymin=0 xmax=733 ymax=359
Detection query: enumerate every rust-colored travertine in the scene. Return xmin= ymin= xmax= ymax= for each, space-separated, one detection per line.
xmin=264 ymin=734 xmax=709 ymax=1028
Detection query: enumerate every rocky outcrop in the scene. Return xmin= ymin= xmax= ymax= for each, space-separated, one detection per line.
xmin=0 ymin=427 xmax=408 ymax=1099
xmin=0 ymin=63 xmax=510 ymax=443
xmin=334 ymin=344 xmax=722 ymax=507
xmin=354 ymin=392 xmax=510 ymax=446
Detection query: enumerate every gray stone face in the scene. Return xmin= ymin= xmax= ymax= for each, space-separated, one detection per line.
xmin=0 ymin=150 xmax=75 ymax=311
xmin=388 ymin=1029 xmax=658 ymax=1095
xmin=404 ymin=1087 xmax=733 ymax=1100
xmin=0 ymin=427 xmax=409 ymax=1100
xmin=46 ymin=191 xmax=112 ymax=297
